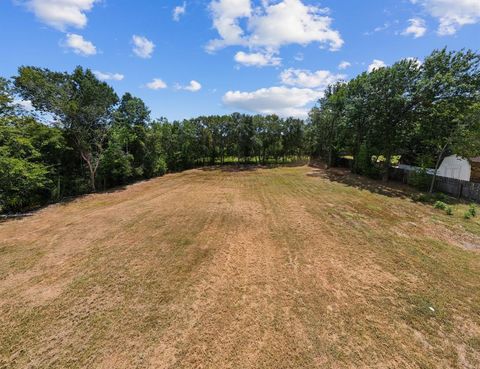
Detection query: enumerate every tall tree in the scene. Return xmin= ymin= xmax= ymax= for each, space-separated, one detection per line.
xmin=416 ymin=49 xmax=480 ymax=192
xmin=15 ymin=66 xmax=118 ymax=191
xmin=309 ymin=83 xmax=346 ymax=168
xmin=0 ymin=77 xmax=13 ymax=117
xmin=367 ymin=59 xmax=420 ymax=180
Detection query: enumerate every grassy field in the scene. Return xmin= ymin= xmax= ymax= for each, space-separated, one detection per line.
xmin=1 ymin=165 xmax=479 ymax=369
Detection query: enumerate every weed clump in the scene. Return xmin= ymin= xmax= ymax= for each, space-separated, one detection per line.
xmin=413 ymin=193 xmax=432 ymax=203
xmin=468 ymin=204 xmax=477 ymax=217
xmin=434 ymin=201 xmax=447 ymax=210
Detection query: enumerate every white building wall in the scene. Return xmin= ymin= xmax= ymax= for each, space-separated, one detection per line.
xmin=437 ymin=155 xmax=471 ymax=181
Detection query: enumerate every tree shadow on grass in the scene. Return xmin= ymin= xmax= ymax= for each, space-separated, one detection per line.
xmin=199 ymin=161 xmax=308 ymax=173
xmin=0 ymin=213 xmax=35 ymax=223
xmin=307 ymin=166 xmax=417 ymax=200
xmin=308 ymin=166 xmax=469 ymax=207
xmin=0 ymin=184 xmax=128 ymax=224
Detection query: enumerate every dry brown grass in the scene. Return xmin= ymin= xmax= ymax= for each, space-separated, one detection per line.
xmin=1 ymin=166 xmax=479 ymax=369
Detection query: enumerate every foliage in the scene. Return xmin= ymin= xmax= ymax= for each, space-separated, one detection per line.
xmin=3 ymin=48 xmax=480 ymax=213
xmin=15 ymin=66 xmax=119 ymax=191
xmin=408 ymin=168 xmax=431 ymax=191
xmin=0 ymin=117 xmax=52 ymax=212
xmin=463 ymin=204 xmax=477 ymax=220
xmin=413 ymin=193 xmax=433 ymax=203
xmin=1 ymin=66 xmax=309 ymax=213
xmin=433 ymin=193 xmax=449 ymax=202
xmin=469 ymin=204 xmax=477 ymax=217
xmin=307 ymin=48 xmax=480 ymax=189
xmin=355 ymin=142 xmax=371 ymax=175
xmin=434 ymin=201 xmax=448 ymax=210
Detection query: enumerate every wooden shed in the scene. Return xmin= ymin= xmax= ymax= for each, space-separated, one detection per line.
xmin=471 ymin=157 xmax=480 ymax=183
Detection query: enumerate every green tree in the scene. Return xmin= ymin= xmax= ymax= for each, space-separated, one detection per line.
xmin=0 ymin=117 xmax=51 ymax=212
xmin=343 ymin=73 xmax=373 ymax=173
xmin=309 ymin=83 xmax=346 ymax=168
xmin=144 ymin=121 xmax=167 ymax=178
xmin=282 ymin=117 xmax=305 ymax=159
xmin=416 ymin=49 xmax=480 ymax=192
xmin=15 ymin=66 xmax=118 ymax=191
xmin=235 ymin=113 xmax=256 ymax=163
xmin=112 ymin=93 xmax=152 ymax=178
xmin=0 ymin=77 xmax=66 ymax=211
xmin=367 ymin=59 xmax=421 ymax=180
xmin=0 ymin=77 xmax=14 ymax=116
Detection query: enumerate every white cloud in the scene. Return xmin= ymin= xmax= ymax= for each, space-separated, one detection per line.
xmin=223 ymin=86 xmax=321 ymax=118
xmin=338 ymin=61 xmax=351 ymax=70
xmin=294 ymin=52 xmax=304 ymax=61
xmin=146 ymin=78 xmax=167 ymax=90
xmin=368 ymin=59 xmax=387 ymax=73
xmin=181 ymin=80 xmax=202 ymax=92
xmin=234 ymin=51 xmax=281 ymax=67
xmin=248 ymin=0 xmax=343 ymax=51
xmin=93 ymin=71 xmax=124 ymax=81
xmin=405 ymin=57 xmax=423 ymax=67
xmin=402 ymin=18 xmax=427 ymax=38
xmin=223 ymin=65 xmax=345 ymax=117
xmin=364 ymin=22 xmax=392 ymax=36
xmin=207 ymin=0 xmax=252 ymax=51
xmin=62 ymin=33 xmax=96 ymax=56
xmin=24 ymin=0 xmax=98 ymax=30
xmin=280 ymin=68 xmax=345 ymax=89
xmin=207 ymin=0 xmax=343 ymax=52
xmin=132 ymin=35 xmax=155 ymax=58
xmin=14 ymin=99 xmax=34 ymax=111
xmin=173 ymin=2 xmax=186 ymax=21
xmin=411 ymin=0 xmax=480 ymax=35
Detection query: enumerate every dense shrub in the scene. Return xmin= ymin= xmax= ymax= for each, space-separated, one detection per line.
xmin=469 ymin=204 xmax=477 ymax=217
xmin=409 ymin=168 xmax=431 ymax=191
xmin=434 ymin=201 xmax=448 ymax=210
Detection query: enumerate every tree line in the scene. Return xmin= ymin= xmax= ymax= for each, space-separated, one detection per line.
xmin=308 ymin=48 xmax=480 ymax=192
xmin=1 ymin=67 xmax=306 ymax=213
xmin=2 ymin=48 xmax=480 ymax=213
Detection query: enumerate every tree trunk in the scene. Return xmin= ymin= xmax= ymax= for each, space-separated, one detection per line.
xmin=89 ymin=169 xmax=96 ymax=192
xmin=382 ymin=153 xmax=391 ymax=182
xmin=80 ymin=151 xmax=100 ymax=192
xmin=327 ymin=149 xmax=333 ymax=169
xmin=429 ymin=143 xmax=448 ymax=194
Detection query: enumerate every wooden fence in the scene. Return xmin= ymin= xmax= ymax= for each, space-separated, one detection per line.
xmin=389 ymin=167 xmax=480 ymax=202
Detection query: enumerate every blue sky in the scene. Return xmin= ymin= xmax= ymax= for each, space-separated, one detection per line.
xmin=1 ymin=0 xmax=480 ymax=120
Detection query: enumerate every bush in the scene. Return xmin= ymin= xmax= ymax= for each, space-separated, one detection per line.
xmin=433 ymin=193 xmax=449 ymax=202
xmin=413 ymin=193 xmax=433 ymax=203
xmin=153 ymin=157 xmax=168 ymax=176
xmin=99 ymin=145 xmax=134 ymax=186
xmin=445 ymin=206 xmax=453 ymax=216
xmin=0 ymin=152 xmax=51 ymax=213
xmin=409 ymin=168 xmax=431 ymax=191
xmin=355 ymin=143 xmax=373 ymax=176
xmin=469 ymin=204 xmax=477 ymax=217
xmin=434 ymin=201 xmax=447 ymax=210
xmin=464 ymin=211 xmax=472 ymax=219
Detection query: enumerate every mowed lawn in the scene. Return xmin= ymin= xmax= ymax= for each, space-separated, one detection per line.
xmin=1 ymin=166 xmax=479 ymax=369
